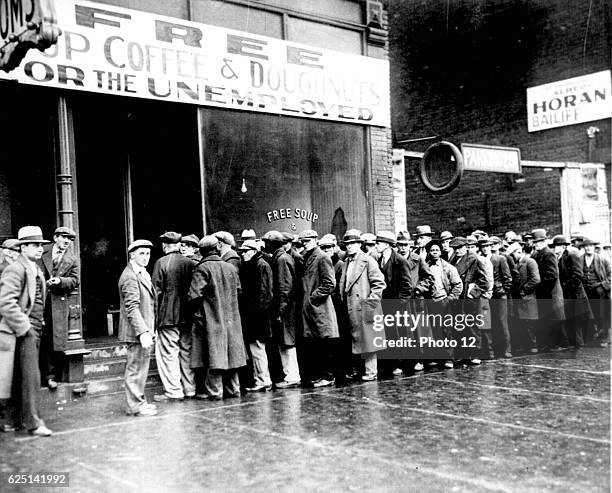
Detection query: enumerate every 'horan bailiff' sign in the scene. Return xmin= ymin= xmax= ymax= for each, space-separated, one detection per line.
xmin=527 ymin=70 xmax=612 ymax=132
xmin=0 ymin=0 xmax=391 ymax=127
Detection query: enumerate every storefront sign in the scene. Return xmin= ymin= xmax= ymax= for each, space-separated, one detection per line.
xmin=527 ymin=70 xmax=612 ymax=132
xmin=0 ymin=0 xmax=60 ymax=72
xmin=461 ymin=143 xmax=521 ymax=174
xmin=0 ymin=0 xmax=391 ymax=126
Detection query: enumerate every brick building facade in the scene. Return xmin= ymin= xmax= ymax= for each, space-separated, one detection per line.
xmin=388 ymin=0 xmax=611 ymax=238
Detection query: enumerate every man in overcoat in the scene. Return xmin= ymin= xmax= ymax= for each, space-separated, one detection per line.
xmin=118 ymin=239 xmax=157 ymax=417
xmin=530 ymin=229 xmax=567 ymax=351
xmin=553 ymin=235 xmax=592 ymax=349
xmin=214 ymin=231 xmax=240 ymax=273
xmin=0 ymin=226 xmax=52 ymax=436
xmin=507 ymin=242 xmax=540 ymax=352
xmin=298 ymin=229 xmax=338 ymax=388
xmin=339 ymin=230 xmax=386 ymax=381
xmin=188 ymin=236 xmax=246 ymax=399
xmin=152 ymin=232 xmax=196 ymax=402
xmin=38 ymin=226 xmax=80 ymax=389
xmin=581 ymin=238 xmax=611 ymax=346
xmin=238 ymin=240 xmax=273 ymax=392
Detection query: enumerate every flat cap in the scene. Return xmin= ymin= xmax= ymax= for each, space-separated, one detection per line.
xmin=466 ymin=235 xmax=478 ymax=246
xmin=263 ymin=230 xmax=284 ymax=243
xmin=159 ymin=231 xmax=182 ymax=244
xmin=449 ymin=236 xmax=467 ymax=247
xmin=1 ymin=239 xmax=20 ymax=251
xmin=181 ymin=234 xmax=199 ymax=247
xmin=506 ymin=242 xmax=523 ymax=256
xmin=128 ymin=239 xmax=153 ymax=253
xmin=198 ymin=235 xmax=219 ymax=250
xmin=214 ymin=231 xmax=236 ymax=247
xmin=440 ymin=231 xmax=453 ymax=241
xmin=360 ymin=233 xmax=376 ymax=244
xmin=281 ymin=232 xmax=295 ymax=243
xmin=238 ymin=239 xmax=260 ymax=251
xmin=318 ymin=234 xmax=337 ymax=247
xmin=54 ymin=226 xmax=76 ymax=239
xmin=489 ymin=236 xmax=502 ymax=245
xmin=376 ymin=231 xmax=396 ymax=245
xmin=298 ymin=229 xmax=318 ymax=240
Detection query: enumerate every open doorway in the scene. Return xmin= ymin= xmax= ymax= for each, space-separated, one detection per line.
xmin=72 ymin=94 xmax=202 ymax=339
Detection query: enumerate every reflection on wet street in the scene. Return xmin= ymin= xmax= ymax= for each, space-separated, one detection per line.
xmin=1 ymin=347 xmax=609 ymax=492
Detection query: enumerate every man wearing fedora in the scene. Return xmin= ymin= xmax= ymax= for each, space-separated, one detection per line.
xmin=298 ymin=229 xmax=339 ymax=388
xmin=530 ymin=229 xmax=568 ymax=352
xmin=0 ymin=239 xmax=20 ymax=276
xmin=38 ymin=226 xmax=80 ymax=390
xmin=413 ymin=225 xmax=434 ymax=260
xmin=0 ymin=226 xmax=53 ymax=436
xmin=360 ymin=233 xmax=380 ymax=261
xmin=152 ymin=232 xmax=196 ymax=402
xmin=553 ymin=235 xmax=592 ymax=349
xmin=440 ymin=231 xmax=454 ymax=263
xmin=119 ymin=239 xmax=157 ymax=417
xmin=339 ymin=230 xmax=386 ymax=381
xmin=396 ymin=231 xmax=412 ymax=260
xmin=581 ymin=237 xmax=611 ymax=346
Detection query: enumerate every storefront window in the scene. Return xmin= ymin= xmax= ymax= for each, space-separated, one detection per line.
xmin=200 ymin=108 xmax=369 ymax=239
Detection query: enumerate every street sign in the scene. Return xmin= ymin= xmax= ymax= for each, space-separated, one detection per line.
xmin=461 ymin=143 xmax=521 ymax=174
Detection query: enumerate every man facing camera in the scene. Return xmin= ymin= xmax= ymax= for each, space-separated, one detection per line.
xmin=119 ymin=240 xmax=157 ymax=417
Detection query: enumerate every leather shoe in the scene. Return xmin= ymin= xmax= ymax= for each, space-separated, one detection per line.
xmin=47 ymin=379 xmax=58 ymax=391
xmin=361 ymin=373 xmax=377 ymax=382
xmin=246 ymin=384 xmax=272 ymax=392
xmin=127 ymin=406 xmax=158 ymax=417
xmin=30 ymin=425 xmax=53 ymax=437
xmin=275 ymin=380 xmax=301 ymax=389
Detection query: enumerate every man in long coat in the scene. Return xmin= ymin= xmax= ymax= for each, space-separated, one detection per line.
xmin=553 ymin=235 xmax=592 ymax=349
xmin=214 ymin=231 xmax=240 ymax=273
xmin=298 ymin=229 xmax=338 ymax=388
xmin=238 ymin=240 xmax=273 ymax=392
xmin=0 ymin=226 xmax=52 ymax=435
xmin=530 ymin=229 xmax=567 ymax=351
xmin=38 ymin=226 xmax=80 ymax=389
xmin=188 ymin=236 xmax=246 ymax=399
xmin=268 ymin=232 xmax=300 ymax=388
xmin=339 ymin=230 xmax=386 ymax=381
xmin=581 ymin=238 xmax=611 ymax=346
xmin=152 ymin=232 xmax=196 ymax=402
xmin=507 ymin=242 xmax=540 ymax=352
xmin=118 ymin=239 xmax=157 ymax=417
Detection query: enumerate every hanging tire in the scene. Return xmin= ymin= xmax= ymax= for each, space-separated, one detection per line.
xmin=420 ymin=141 xmax=464 ymax=194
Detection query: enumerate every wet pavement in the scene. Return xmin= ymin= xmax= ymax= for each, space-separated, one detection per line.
xmin=0 ymin=347 xmax=609 ymax=493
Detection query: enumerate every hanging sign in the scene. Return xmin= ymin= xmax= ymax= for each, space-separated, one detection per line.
xmin=0 ymin=0 xmax=391 ymax=127
xmin=461 ymin=143 xmax=521 ymax=174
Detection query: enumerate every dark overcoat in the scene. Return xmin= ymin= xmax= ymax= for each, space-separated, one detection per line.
xmin=300 ymin=247 xmax=339 ymax=339
xmin=379 ymin=250 xmax=411 ymax=301
xmin=453 ymin=252 xmax=490 ymax=325
xmin=239 ymin=252 xmax=273 ymax=343
xmin=491 ymin=253 xmax=512 ymax=297
xmin=339 ymin=250 xmax=386 ymax=354
xmin=558 ymin=250 xmax=592 ymax=319
xmin=0 ymin=255 xmax=46 ymax=398
xmin=405 ymin=252 xmax=434 ymax=298
xmin=152 ymin=251 xmax=194 ymax=328
xmin=271 ymin=247 xmax=298 ymax=346
xmin=118 ymin=263 xmax=156 ymax=343
xmin=39 ymin=244 xmax=80 ymax=351
xmin=188 ymin=254 xmax=246 ymax=370
xmin=531 ymin=247 xmax=565 ymax=320
xmin=515 ymin=255 xmax=540 ymax=320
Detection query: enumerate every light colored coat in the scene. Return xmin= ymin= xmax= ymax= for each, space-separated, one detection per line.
xmin=0 ymin=255 xmax=46 ymax=398
xmin=339 ymin=251 xmax=386 ymax=354
xmin=118 ymin=264 xmax=156 ymax=343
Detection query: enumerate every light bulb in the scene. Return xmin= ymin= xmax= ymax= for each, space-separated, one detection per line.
xmin=241 ymin=178 xmax=247 ymax=193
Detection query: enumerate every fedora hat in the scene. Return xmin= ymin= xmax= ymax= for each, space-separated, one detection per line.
xmin=240 ymin=229 xmax=257 ymax=241
xmin=342 ymin=229 xmax=362 ymax=244
xmin=54 ymin=226 xmax=76 ymax=239
xmin=440 ymin=231 xmax=453 ymax=241
xmin=375 ymin=231 xmax=396 ymax=246
xmin=489 ymin=236 xmax=502 ymax=245
xmin=360 ymin=233 xmax=376 ymax=245
xmin=16 ymin=226 xmax=50 ymax=245
xmin=581 ymin=237 xmax=598 ymax=246
xmin=531 ymin=229 xmax=548 ymax=242
xmin=128 ymin=239 xmax=153 ymax=253
xmin=466 ymin=235 xmax=478 ymax=246
xmin=415 ymin=225 xmax=434 ymax=237
xmin=238 ymin=239 xmax=260 ymax=251
xmin=396 ymin=231 xmax=411 ymax=245
xmin=551 ymin=235 xmax=569 ymax=246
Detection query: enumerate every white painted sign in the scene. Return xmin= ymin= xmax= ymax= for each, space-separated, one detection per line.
xmin=0 ymin=0 xmax=391 ymax=126
xmin=527 ymin=70 xmax=612 ymax=132
xmin=461 ymin=143 xmax=521 ymax=174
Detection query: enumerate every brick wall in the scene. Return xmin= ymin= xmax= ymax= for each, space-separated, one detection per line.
xmin=389 ymin=0 xmax=611 ymax=235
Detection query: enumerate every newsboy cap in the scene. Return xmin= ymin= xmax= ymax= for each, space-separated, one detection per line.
xmin=198 ymin=235 xmax=219 ymax=250
xmin=214 ymin=231 xmax=236 ymax=247
xmin=298 ymin=229 xmax=318 ymax=240
xmin=1 ymin=239 xmax=20 ymax=251
xmin=281 ymin=232 xmax=295 ymax=243
xmin=181 ymin=234 xmax=199 ymax=247
xmin=16 ymin=226 xmax=50 ymax=245
xmin=375 ymin=231 xmax=396 ymax=246
xmin=238 ymin=239 xmax=260 ymax=251
xmin=128 ymin=239 xmax=153 ymax=253
xmin=54 ymin=226 xmax=76 ymax=239
xmin=262 ymin=230 xmax=284 ymax=243
xmin=449 ymin=236 xmax=467 ymax=248
xmin=159 ymin=231 xmax=182 ymax=244
xmin=318 ymin=234 xmax=337 ymax=247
